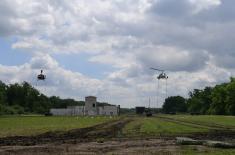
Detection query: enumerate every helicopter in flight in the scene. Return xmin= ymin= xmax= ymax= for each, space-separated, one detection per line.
xmin=149 ymin=67 xmax=169 ymax=112
xmin=150 ymin=67 xmax=168 ymax=79
xmin=37 ymin=70 xmax=46 ymax=81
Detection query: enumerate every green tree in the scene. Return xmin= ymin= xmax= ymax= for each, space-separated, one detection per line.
xmin=224 ymin=78 xmax=235 ymax=115
xmin=208 ymin=84 xmax=227 ymax=115
xmin=163 ymin=96 xmax=187 ymax=113
xmin=0 ymin=81 xmax=78 ymax=115
xmin=6 ymin=83 xmax=24 ymax=106
xmin=0 ymin=81 xmax=7 ymax=106
xmin=187 ymin=87 xmax=212 ymax=114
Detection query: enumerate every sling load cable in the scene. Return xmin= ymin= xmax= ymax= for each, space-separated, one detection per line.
xmin=155 ymin=77 xmax=160 ymax=108
xmin=165 ymin=77 xmax=168 ymax=99
xmin=34 ymin=69 xmax=47 ymax=94
xmin=150 ymin=67 xmax=169 ymax=109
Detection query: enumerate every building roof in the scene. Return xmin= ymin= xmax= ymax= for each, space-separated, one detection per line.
xmin=85 ymin=96 xmax=97 ymax=99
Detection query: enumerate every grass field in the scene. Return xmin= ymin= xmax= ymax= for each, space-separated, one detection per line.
xmin=1 ymin=115 xmax=235 ymax=154
xmin=121 ymin=115 xmax=235 ymax=154
xmin=123 ymin=114 xmax=235 ymax=137
xmin=1 ymin=115 xmax=235 ymax=138
xmin=0 ymin=116 xmax=116 ymax=137
xmin=179 ymin=146 xmax=235 ymax=155
xmin=161 ymin=114 xmax=235 ymax=129
xmin=123 ymin=116 xmax=209 ymax=137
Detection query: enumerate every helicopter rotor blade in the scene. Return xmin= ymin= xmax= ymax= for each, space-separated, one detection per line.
xmin=150 ymin=67 xmax=164 ymax=72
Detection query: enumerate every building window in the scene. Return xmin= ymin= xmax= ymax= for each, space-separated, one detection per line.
xmin=93 ymin=103 xmax=95 ymax=107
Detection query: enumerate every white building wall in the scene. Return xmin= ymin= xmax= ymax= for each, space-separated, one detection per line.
xmin=68 ymin=106 xmax=85 ymax=116
xmin=86 ymin=109 xmax=97 ymax=116
xmin=102 ymin=106 xmax=118 ymax=116
xmin=85 ymin=96 xmax=97 ymax=115
xmin=50 ymin=96 xmax=119 ymax=116
xmin=50 ymin=106 xmax=84 ymax=116
xmin=98 ymin=107 xmax=103 ymax=115
xmin=50 ymin=108 xmax=72 ymax=116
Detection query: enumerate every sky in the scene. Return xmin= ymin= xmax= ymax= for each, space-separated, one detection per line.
xmin=0 ymin=0 xmax=235 ymax=108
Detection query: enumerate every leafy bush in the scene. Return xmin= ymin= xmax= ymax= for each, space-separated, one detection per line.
xmin=0 ymin=105 xmax=16 ymax=115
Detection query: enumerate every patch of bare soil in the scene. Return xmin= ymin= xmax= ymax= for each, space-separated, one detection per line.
xmin=1 ymin=117 xmax=235 ymax=155
xmin=0 ymin=118 xmax=132 ymax=146
xmin=157 ymin=116 xmax=235 ymax=142
xmin=189 ymin=131 xmax=235 ymax=142
xmin=0 ymin=139 xmax=179 ymax=155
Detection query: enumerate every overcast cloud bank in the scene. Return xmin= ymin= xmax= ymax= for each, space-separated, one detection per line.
xmin=0 ymin=0 xmax=234 ymax=107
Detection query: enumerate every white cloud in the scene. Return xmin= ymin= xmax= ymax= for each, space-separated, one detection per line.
xmin=30 ymin=54 xmax=58 ymax=69
xmin=137 ymin=45 xmax=209 ymax=72
xmin=189 ymin=0 xmax=221 ymax=13
xmin=0 ymin=0 xmax=235 ymax=108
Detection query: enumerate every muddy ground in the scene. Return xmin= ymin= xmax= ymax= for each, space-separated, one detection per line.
xmin=1 ymin=117 xmax=235 ymax=155
xmin=0 ymin=139 xmax=178 ymax=155
xmin=0 ymin=118 xmax=132 ymax=146
xmin=157 ymin=116 xmax=235 ymax=142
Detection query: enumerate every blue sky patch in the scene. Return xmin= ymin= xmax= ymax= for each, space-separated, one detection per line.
xmin=0 ymin=38 xmax=31 ymax=66
xmin=53 ymin=53 xmax=114 ymax=79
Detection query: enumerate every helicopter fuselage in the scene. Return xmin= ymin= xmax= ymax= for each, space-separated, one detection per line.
xmin=37 ymin=74 xmax=46 ymax=80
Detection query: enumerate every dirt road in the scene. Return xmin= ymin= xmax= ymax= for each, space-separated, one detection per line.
xmin=0 ymin=139 xmax=178 ymax=155
xmin=0 ymin=118 xmax=176 ymax=154
xmin=0 ymin=118 xmax=132 ymax=146
xmin=1 ymin=117 xmax=235 ymax=154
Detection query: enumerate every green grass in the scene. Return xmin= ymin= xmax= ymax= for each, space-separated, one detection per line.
xmin=1 ymin=115 xmax=235 ymax=155
xmin=180 ymin=146 xmax=235 ymax=155
xmin=161 ymin=114 xmax=235 ymax=129
xmin=123 ymin=117 xmax=209 ymax=137
xmin=1 ymin=115 xmax=235 ymax=138
xmin=0 ymin=116 xmax=116 ymax=137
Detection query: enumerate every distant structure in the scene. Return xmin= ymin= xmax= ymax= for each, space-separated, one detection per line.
xmin=136 ymin=107 xmax=145 ymax=115
xmin=84 ymin=96 xmax=97 ymax=115
xmin=50 ymin=96 xmax=120 ymax=116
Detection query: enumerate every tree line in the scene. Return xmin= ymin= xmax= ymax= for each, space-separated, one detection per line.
xmin=1 ymin=78 xmax=235 ymax=115
xmin=162 ymin=77 xmax=235 ymax=115
xmin=0 ymin=81 xmax=109 ymax=115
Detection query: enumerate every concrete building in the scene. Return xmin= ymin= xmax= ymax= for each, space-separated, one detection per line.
xmin=50 ymin=96 xmax=120 ymax=116
xmin=85 ymin=96 xmax=97 ymax=115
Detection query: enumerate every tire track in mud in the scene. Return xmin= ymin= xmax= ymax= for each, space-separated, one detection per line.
xmin=0 ymin=139 xmax=177 ymax=155
xmin=0 ymin=118 xmax=133 ymax=146
xmin=156 ymin=116 xmax=235 ymax=141
xmin=156 ymin=116 xmax=234 ymax=131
